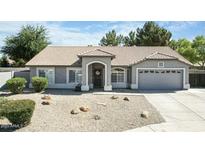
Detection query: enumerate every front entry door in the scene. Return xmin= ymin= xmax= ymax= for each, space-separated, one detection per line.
xmin=93 ymin=69 xmax=103 ymax=88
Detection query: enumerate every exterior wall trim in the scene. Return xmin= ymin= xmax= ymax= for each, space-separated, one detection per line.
xmin=66 ymin=67 xmax=82 ymax=84
xmin=111 ymin=67 xmax=127 ymax=88
xmin=29 ymin=83 xmax=80 ymax=89
xmin=134 ymin=67 xmax=187 ymax=89
xmin=111 ymin=67 xmax=127 ymax=83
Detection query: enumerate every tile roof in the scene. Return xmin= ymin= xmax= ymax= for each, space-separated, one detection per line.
xmin=78 ymin=49 xmax=115 ymax=58
xmin=145 ymin=52 xmax=177 ymax=60
xmin=26 ymin=46 xmax=192 ymax=66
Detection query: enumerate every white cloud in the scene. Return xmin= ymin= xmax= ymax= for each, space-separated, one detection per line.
xmin=158 ymin=21 xmax=198 ymax=32
xmin=0 ymin=21 xmax=150 ymax=47
xmin=45 ymin=23 xmax=105 ymax=45
xmin=0 ymin=21 xmax=201 ymax=47
xmin=106 ymin=21 xmax=145 ymax=35
xmin=0 ymin=21 xmax=105 ymax=46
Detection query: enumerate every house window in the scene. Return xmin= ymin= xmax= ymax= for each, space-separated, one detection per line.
xmin=37 ymin=68 xmax=54 ymax=84
xmin=68 ymin=69 xmax=82 ymax=83
xmin=111 ymin=68 xmax=125 ymax=83
xmin=158 ymin=62 xmax=164 ymax=68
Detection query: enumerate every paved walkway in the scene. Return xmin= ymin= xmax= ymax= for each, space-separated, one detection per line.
xmin=127 ymin=89 xmax=205 ymax=132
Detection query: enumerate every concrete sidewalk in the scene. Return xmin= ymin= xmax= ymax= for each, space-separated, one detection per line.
xmin=127 ymin=89 xmax=205 ymax=132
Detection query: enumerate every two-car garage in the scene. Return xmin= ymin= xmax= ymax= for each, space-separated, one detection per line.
xmin=137 ymin=68 xmax=184 ymax=90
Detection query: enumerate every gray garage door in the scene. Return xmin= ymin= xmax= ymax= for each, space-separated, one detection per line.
xmin=138 ymin=69 xmax=183 ymax=90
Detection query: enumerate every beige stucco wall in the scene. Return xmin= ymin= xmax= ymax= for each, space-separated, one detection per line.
xmin=30 ymin=67 xmax=37 ymax=81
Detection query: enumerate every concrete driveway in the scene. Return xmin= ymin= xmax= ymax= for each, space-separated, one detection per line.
xmin=128 ymin=89 xmax=205 ymax=132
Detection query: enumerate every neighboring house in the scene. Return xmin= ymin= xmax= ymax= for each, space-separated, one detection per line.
xmin=26 ymin=46 xmax=192 ymax=91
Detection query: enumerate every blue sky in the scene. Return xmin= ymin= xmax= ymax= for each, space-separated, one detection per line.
xmin=0 ymin=21 xmax=204 ymax=48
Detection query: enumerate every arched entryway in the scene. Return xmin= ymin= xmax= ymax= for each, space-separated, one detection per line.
xmin=90 ymin=63 xmax=105 ymax=88
xmin=86 ymin=61 xmax=107 ymax=90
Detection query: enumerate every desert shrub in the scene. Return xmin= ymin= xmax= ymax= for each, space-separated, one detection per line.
xmin=32 ymin=76 xmax=48 ymax=92
xmin=0 ymin=97 xmax=8 ymax=104
xmin=1 ymin=99 xmax=35 ymax=126
xmin=6 ymin=77 xmax=27 ymax=94
xmin=0 ymin=97 xmax=8 ymax=118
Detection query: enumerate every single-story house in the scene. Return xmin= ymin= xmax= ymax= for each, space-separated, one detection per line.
xmin=26 ymin=46 xmax=192 ymax=91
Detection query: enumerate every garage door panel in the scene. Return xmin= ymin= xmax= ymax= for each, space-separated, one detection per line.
xmin=138 ymin=69 xmax=183 ymax=90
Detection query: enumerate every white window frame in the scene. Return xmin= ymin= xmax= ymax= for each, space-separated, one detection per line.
xmin=66 ymin=67 xmax=82 ymax=84
xmin=158 ymin=61 xmax=164 ymax=68
xmin=111 ymin=67 xmax=126 ymax=83
xmin=36 ymin=67 xmax=55 ymax=84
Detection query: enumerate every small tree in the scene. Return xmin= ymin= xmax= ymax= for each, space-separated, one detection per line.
xmin=136 ymin=21 xmax=172 ymax=46
xmin=12 ymin=59 xmax=26 ymax=67
xmin=169 ymin=36 xmax=205 ymax=67
xmin=169 ymin=40 xmax=178 ymax=50
xmin=123 ymin=31 xmax=138 ymax=46
xmin=192 ymin=36 xmax=205 ymax=68
xmin=1 ymin=25 xmax=50 ymax=66
xmin=0 ymin=55 xmax=10 ymax=67
xmin=195 ymin=45 xmax=205 ymax=69
xmin=99 ymin=30 xmax=123 ymax=46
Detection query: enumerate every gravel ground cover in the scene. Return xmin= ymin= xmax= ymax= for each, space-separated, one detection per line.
xmin=0 ymin=90 xmax=164 ymax=132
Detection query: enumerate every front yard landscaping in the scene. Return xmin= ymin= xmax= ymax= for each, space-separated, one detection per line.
xmin=0 ymin=97 xmax=35 ymax=131
xmin=0 ymin=90 xmax=165 ymax=132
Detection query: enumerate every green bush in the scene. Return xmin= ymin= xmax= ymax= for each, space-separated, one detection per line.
xmin=32 ymin=76 xmax=48 ymax=92
xmin=6 ymin=77 xmax=27 ymax=94
xmin=0 ymin=97 xmax=8 ymax=119
xmin=1 ymin=99 xmax=35 ymax=126
xmin=0 ymin=97 xmax=8 ymax=104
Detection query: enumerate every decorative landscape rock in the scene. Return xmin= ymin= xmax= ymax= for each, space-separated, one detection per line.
xmin=111 ymin=95 xmax=118 ymax=99
xmin=41 ymin=95 xmax=51 ymax=100
xmin=141 ymin=111 xmax=149 ymax=119
xmin=41 ymin=101 xmax=50 ymax=105
xmin=123 ymin=97 xmax=129 ymax=101
xmin=96 ymin=102 xmax=106 ymax=107
xmin=79 ymin=107 xmax=89 ymax=112
xmin=70 ymin=109 xmax=79 ymax=115
xmin=93 ymin=115 xmax=101 ymax=120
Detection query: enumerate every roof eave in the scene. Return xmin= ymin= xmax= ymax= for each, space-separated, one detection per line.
xmin=77 ymin=55 xmax=115 ymax=59
xmin=130 ymin=58 xmax=193 ymax=66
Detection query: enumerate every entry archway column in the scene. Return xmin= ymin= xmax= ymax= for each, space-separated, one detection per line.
xmin=81 ymin=60 xmax=112 ymax=91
